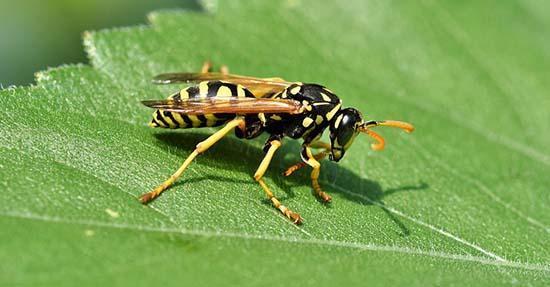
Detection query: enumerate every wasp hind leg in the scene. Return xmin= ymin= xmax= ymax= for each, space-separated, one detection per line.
xmin=139 ymin=117 xmax=245 ymax=203
xmin=201 ymin=61 xmax=229 ymax=75
xmin=254 ymin=139 xmax=302 ymax=224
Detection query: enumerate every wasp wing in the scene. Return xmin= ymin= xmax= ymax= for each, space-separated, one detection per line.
xmin=153 ymin=72 xmax=292 ymax=98
xmin=142 ymin=97 xmax=303 ymax=115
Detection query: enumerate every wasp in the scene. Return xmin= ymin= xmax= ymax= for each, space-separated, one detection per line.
xmin=140 ymin=62 xmax=414 ymax=224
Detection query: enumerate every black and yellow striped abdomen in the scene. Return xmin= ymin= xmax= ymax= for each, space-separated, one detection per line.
xmin=149 ymin=81 xmax=254 ymax=129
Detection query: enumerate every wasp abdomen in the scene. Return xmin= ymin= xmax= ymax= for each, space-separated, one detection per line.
xmin=149 ymin=81 xmax=254 ymax=129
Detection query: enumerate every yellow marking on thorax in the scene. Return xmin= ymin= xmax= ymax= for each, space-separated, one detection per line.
xmin=290 ymin=86 xmax=301 ymax=95
xmin=198 ymin=81 xmax=209 ymax=98
xmin=301 ymin=100 xmax=312 ymax=111
xmin=312 ymin=102 xmax=331 ymax=106
xmin=320 ymin=92 xmax=331 ymax=102
xmin=326 ymin=103 xmax=341 ymax=120
xmin=217 ymin=85 xmax=233 ymax=98
xmin=270 ymin=115 xmax=282 ymax=121
xmin=315 ymin=115 xmax=324 ymax=125
xmin=302 ymin=117 xmax=314 ymax=127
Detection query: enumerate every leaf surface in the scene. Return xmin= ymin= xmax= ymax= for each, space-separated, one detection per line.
xmin=1 ymin=0 xmax=549 ymax=285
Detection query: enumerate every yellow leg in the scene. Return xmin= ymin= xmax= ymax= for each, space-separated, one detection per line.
xmin=200 ymin=61 xmax=211 ymax=73
xmin=254 ymin=140 xmax=302 ymax=224
xmin=201 ymin=61 xmax=229 ymax=75
xmin=304 ymin=146 xmax=331 ymax=202
xmin=283 ymin=141 xmax=330 ymax=176
xmin=283 ymin=151 xmax=327 ymax=176
xmin=140 ymin=118 xmax=245 ymax=203
xmin=220 ymin=65 xmax=229 ymax=75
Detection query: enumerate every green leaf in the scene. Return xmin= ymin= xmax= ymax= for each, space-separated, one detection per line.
xmin=1 ymin=0 xmax=549 ymax=285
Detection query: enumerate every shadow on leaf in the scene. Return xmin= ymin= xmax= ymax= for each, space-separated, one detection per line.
xmin=152 ymin=131 xmax=429 ymax=236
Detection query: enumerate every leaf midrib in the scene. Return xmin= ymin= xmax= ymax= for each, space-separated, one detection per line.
xmin=2 ymin=211 xmax=548 ymax=273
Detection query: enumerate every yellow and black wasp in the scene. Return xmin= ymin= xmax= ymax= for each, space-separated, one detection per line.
xmin=140 ymin=62 xmax=414 ymax=224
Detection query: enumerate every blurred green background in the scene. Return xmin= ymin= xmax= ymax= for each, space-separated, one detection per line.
xmin=0 ymin=0 xmax=200 ymax=86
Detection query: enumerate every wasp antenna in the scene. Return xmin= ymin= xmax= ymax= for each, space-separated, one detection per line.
xmin=358 ymin=120 xmax=414 ymax=151
xmin=364 ymin=129 xmax=385 ymax=151
xmin=361 ymin=120 xmax=414 ymax=133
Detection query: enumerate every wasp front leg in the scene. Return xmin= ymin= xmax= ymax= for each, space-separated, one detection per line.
xmin=283 ymin=141 xmax=330 ymax=176
xmin=301 ymin=145 xmax=332 ymax=203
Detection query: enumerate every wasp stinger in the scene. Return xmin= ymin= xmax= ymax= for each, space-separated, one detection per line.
xmin=140 ymin=62 xmax=414 ymax=224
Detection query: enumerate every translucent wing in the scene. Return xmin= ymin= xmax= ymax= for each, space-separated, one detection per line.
xmin=142 ymin=97 xmax=303 ymax=115
xmin=152 ymin=72 xmax=293 ymax=98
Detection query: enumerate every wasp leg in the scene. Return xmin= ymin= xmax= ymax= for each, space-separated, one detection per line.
xmin=304 ymin=146 xmax=332 ymax=203
xmin=220 ymin=65 xmax=229 ymax=75
xmin=283 ymin=141 xmax=330 ymax=176
xmin=254 ymin=140 xmax=302 ymax=224
xmin=139 ymin=117 xmax=245 ymax=203
xmin=283 ymin=151 xmax=327 ymax=176
xmin=201 ymin=61 xmax=229 ymax=75
xmin=200 ymin=61 xmax=212 ymax=73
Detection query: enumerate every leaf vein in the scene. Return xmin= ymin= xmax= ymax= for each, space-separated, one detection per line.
xmin=3 ymin=211 xmax=548 ymax=273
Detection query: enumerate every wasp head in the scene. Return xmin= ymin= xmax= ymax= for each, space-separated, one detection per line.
xmin=329 ymin=108 xmax=414 ymax=162
xmin=329 ymin=108 xmax=363 ymax=162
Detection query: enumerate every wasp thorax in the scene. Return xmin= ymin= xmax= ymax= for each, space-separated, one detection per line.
xmin=329 ymin=108 xmax=363 ymax=161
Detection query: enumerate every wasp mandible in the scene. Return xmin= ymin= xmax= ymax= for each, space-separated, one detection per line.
xmin=140 ymin=62 xmax=414 ymax=224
